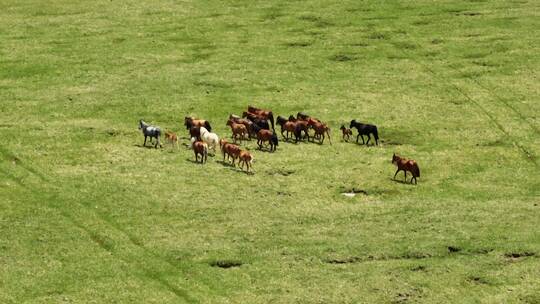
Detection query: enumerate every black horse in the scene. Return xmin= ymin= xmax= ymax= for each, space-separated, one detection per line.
xmin=350 ymin=119 xmax=379 ymax=145
xmin=139 ymin=120 xmax=162 ymax=148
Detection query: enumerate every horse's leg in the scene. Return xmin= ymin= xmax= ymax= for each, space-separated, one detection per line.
xmin=143 ymin=135 xmax=147 ymax=146
xmin=356 ymin=133 xmax=360 ymax=143
xmin=361 ymin=135 xmax=365 ymax=145
xmin=393 ymin=169 xmax=400 ymax=180
xmin=403 ymin=170 xmax=407 ymax=181
xmin=366 ymin=134 xmax=371 ymax=145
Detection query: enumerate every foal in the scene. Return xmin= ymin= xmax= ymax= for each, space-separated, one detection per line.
xmin=139 ymin=120 xmax=162 ymax=148
xmin=340 ymin=125 xmax=353 ymax=142
xmin=238 ymin=150 xmax=254 ymax=172
xmin=164 ymin=131 xmax=179 ymax=149
xmin=392 ymin=153 xmax=420 ymax=184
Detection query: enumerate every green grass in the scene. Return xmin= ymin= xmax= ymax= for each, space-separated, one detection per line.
xmin=1 ymin=0 xmax=539 ymax=303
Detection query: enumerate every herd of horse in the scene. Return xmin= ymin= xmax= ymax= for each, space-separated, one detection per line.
xmin=138 ymin=105 xmax=420 ymax=183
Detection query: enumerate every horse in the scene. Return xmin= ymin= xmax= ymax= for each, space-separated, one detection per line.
xmin=229 ymin=115 xmax=254 ymax=139
xmin=238 ymin=150 xmax=254 ymax=172
xmin=276 ymin=116 xmax=300 ymax=141
xmin=247 ymin=105 xmax=275 ymax=131
xmin=308 ymin=120 xmax=331 ymax=145
xmin=185 ymin=116 xmax=212 ymax=132
xmin=350 ymin=119 xmax=379 ymax=145
xmin=190 ymin=126 xmax=201 ymax=141
xmin=392 ymin=153 xmax=420 ymax=184
xmin=340 ymin=125 xmax=353 ymax=142
xmin=199 ymin=127 xmax=219 ymax=155
xmin=219 ymin=138 xmax=241 ymax=165
xmin=226 ymin=119 xmax=248 ymax=143
xmin=164 ymin=131 xmax=179 ymax=148
xmin=139 ymin=120 xmax=162 ymax=148
xmin=192 ymin=139 xmax=208 ymax=164
xmin=297 ymin=112 xmax=310 ymax=120
xmin=256 ymin=129 xmax=278 ymax=152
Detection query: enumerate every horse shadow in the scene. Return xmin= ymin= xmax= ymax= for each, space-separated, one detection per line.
xmin=185 ymin=158 xmax=205 ymax=164
xmin=134 ymin=144 xmax=162 ymax=150
xmin=389 ymin=178 xmax=416 ymax=185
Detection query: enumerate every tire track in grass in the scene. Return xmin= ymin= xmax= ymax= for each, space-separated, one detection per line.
xmin=0 ymin=153 xmax=199 ymax=303
xmin=447 ymin=65 xmax=540 ymax=135
xmin=386 ymin=40 xmax=538 ymax=166
xmin=422 ymin=63 xmax=538 ymax=166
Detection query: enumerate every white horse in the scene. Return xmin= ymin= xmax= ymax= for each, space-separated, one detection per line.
xmin=199 ymin=127 xmax=219 ymax=154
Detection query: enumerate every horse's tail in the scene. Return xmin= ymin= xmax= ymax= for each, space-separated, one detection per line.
xmin=268 ymin=112 xmax=275 ymax=131
xmin=373 ymin=126 xmax=379 ymax=142
xmin=412 ymin=163 xmax=420 ymax=178
xmin=204 ymin=121 xmax=212 ymax=132
xmin=326 ymin=127 xmax=332 ymax=145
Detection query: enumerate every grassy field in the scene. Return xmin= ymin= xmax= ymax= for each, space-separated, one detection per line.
xmin=1 ymin=0 xmax=539 ymax=302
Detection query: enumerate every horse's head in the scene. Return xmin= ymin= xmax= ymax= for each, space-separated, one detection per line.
xmin=139 ymin=120 xmax=146 ymax=130
xmin=242 ymin=111 xmax=249 ymax=118
xmin=350 ymin=120 xmax=357 ymax=128
xmin=288 ymin=115 xmax=297 ymax=122
xmin=392 ymin=153 xmax=399 ymax=164
xmin=226 ymin=119 xmax=233 ymax=127
xmin=271 ymin=134 xmax=279 ymax=146
xmin=340 ymin=125 xmax=346 ymax=131
xmin=276 ymin=116 xmax=287 ymax=126
xmin=219 ymin=138 xmax=227 ymax=150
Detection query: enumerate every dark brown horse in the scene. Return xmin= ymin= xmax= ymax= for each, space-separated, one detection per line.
xmin=392 ymin=153 xmax=420 ymax=184
xmin=350 ymin=119 xmax=379 ymax=145
xmin=340 ymin=125 xmax=353 ymax=142
xmin=247 ymin=105 xmax=275 ymax=131
xmin=256 ymin=129 xmax=278 ymax=152
xmin=185 ymin=116 xmax=212 ymax=132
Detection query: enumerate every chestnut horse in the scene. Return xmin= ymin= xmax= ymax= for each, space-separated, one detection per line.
xmin=164 ymin=131 xmax=179 ymax=148
xmin=247 ymin=105 xmax=275 ymax=131
xmin=226 ymin=119 xmax=248 ymax=143
xmin=192 ymin=140 xmax=208 ymax=164
xmin=219 ymin=138 xmax=241 ymax=165
xmin=276 ymin=116 xmax=300 ymax=142
xmin=392 ymin=153 xmax=420 ymax=184
xmin=229 ymin=115 xmax=254 ymax=138
xmin=340 ymin=125 xmax=353 ymax=142
xmin=238 ymin=150 xmax=254 ymax=172
xmin=308 ymin=120 xmax=331 ymax=145
xmin=256 ymin=129 xmax=278 ymax=152
xmin=185 ymin=117 xmax=212 ymax=132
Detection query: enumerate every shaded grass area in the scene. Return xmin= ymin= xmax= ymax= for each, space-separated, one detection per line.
xmin=1 ymin=0 xmax=539 ymax=303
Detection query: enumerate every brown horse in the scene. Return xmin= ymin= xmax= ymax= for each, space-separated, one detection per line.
xmin=392 ymin=153 xmax=420 ymax=184
xmin=229 ymin=115 xmax=254 ymax=138
xmin=164 ymin=131 xmax=179 ymax=148
xmin=340 ymin=125 xmax=353 ymax=142
xmin=189 ymin=126 xmax=201 ymax=141
xmin=276 ymin=116 xmax=299 ymax=141
xmin=238 ymin=150 xmax=254 ymax=172
xmin=256 ymin=129 xmax=279 ymax=152
xmin=308 ymin=120 xmax=331 ymax=145
xmin=226 ymin=119 xmax=248 ymax=143
xmin=185 ymin=116 xmax=212 ymax=132
xmin=247 ymin=105 xmax=275 ymax=131
xmin=219 ymin=138 xmax=241 ymax=165
xmin=192 ymin=140 xmax=208 ymax=164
